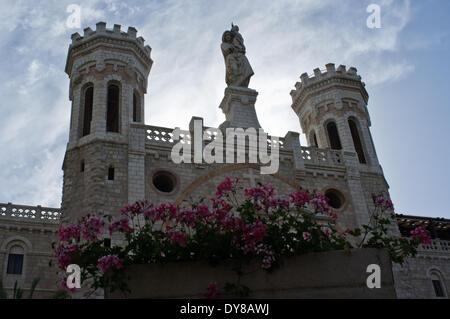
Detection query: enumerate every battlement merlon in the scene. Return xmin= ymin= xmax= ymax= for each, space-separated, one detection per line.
xmin=64 ymin=22 xmax=153 ymax=77
xmin=290 ymin=63 xmax=369 ymax=115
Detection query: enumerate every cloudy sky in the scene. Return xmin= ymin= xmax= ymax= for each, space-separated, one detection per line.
xmin=0 ymin=0 xmax=449 ymax=218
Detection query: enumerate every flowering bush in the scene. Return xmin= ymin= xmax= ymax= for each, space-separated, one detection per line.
xmin=54 ymin=177 xmax=429 ymax=296
xmin=349 ymin=194 xmax=431 ymax=264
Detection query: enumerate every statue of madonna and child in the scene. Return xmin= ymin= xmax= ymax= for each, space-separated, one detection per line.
xmin=221 ymin=23 xmax=254 ymax=88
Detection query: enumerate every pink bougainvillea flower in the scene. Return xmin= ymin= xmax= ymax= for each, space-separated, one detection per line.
xmin=302 ymin=232 xmax=312 ymax=242
xmin=373 ymin=195 xmax=394 ymax=211
xmin=98 ymin=255 xmax=123 ymax=273
xmin=54 ymin=243 xmax=79 ymax=270
xmin=289 ymin=191 xmax=310 ymax=208
xmin=58 ymin=225 xmax=81 ymax=243
xmin=215 ymin=177 xmax=240 ymax=198
xmin=310 ymin=193 xmax=331 ymax=214
xmin=410 ymin=226 xmax=432 ymax=245
xmin=80 ymin=215 xmax=105 ymax=242
xmin=108 ymin=217 xmax=132 ymax=235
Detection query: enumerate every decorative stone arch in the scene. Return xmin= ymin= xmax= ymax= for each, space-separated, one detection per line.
xmin=174 ymin=163 xmax=304 ymax=206
xmin=319 ymin=113 xmax=339 ymax=130
xmin=97 ymin=51 xmax=148 ymax=80
xmin=1 ymin=235 xmax=32 ymax=252
xmin=72 ymin=55 xmax=98 ymax=74
xmin=341 ymin=98 xmax=370 ymax=123
xmin=1 ymin=236 xmax=32 ymax=280
xmin=103 ymin=74 xmax=123 ymax=85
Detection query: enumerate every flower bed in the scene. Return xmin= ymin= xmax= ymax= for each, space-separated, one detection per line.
xmin=54 ymin=177 xmax=430 ymax=298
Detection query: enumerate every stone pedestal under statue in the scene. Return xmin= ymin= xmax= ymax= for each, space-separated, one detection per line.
xmin=219 ymin=86 xmax=261 ymax=130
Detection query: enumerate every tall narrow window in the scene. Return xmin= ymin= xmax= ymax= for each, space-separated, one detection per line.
xmin=133 ymin=92 xmax=141 ymax=122
xmin=107 ymin=84 xmax=120 ymax=132
xmin=108 ymin=166 xmax=115 ymax=181
xmin=82 ymin=86 xmax=93 ymax=136
xmin=348 ymin=118 xmax=367 ymax=164
xmin=326 ymin=122 xmax=342 ymax=150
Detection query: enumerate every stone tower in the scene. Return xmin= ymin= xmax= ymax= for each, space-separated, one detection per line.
xmin=290 ymin=64 xmax=380 ymax=169
xmin=62 ymin=22 xmax=153 ymax=222
xmin=290 ymin=64 xmax=389 ymax=227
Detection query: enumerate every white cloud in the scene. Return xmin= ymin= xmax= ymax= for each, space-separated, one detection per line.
xmin=0 ymin=0 xmax=419 ymax=208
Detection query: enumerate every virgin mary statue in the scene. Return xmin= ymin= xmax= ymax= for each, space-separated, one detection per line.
xmin=221 ymin=24 xmax=254 ymax=88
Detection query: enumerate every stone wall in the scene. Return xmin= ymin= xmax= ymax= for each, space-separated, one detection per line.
xmin=0 ymin=203 xmax=60 ymax=298
xmin=393 ymin=240 xmax=450 ymax=298
xmin=107 ymin=248 xmax=396 ymax=299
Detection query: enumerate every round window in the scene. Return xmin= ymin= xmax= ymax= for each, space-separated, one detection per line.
xmin=325 ymin=189 xmax=344 ymax=210
xmin=152 ymin=171 xmax=177 ymax=193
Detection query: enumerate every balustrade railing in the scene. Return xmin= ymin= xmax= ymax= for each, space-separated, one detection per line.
xmin=301 ymin=146 xmax=344 ymax=166
xmin=146 ymin=125 xmax=179 ymax=146
xmin=0 ymin=203 xmax=61 ymax=222
xmin=145 ymin=125 xmax=286 ymax=150
xmin=419 ymin=239 xmax=450 ymax=253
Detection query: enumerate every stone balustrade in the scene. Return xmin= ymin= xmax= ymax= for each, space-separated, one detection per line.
xmin=144 ymin=124 xmax=349 ymax=168
xmin=419 ymin=239 xmax=450 ymax=254
xmin=145 ymin=125 xmax=286 ymax=149
xmin=0 ymin=202 xmax=61 ymax=222
xmin=300 ymin=146 xmax=344 ymax=167
xmin=146 ymin=125 xmax=178 ymax=146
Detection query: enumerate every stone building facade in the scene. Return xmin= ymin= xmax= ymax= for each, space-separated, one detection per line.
xmin=0 ymin=23 xmax=448 ymax=298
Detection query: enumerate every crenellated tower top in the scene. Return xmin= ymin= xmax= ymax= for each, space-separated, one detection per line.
xmin=290 ymin=63 xmax=368 ymax=116
xmin=65 ymin=22 xmax=153 ymax=101
xmin=290 ymin=63 xmax=379 ymax=168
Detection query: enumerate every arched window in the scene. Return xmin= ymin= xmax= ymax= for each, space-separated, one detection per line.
xmin=348 ymin=118 xmax=367 ymax=164
xmin=430 ymin=271 xmax=447 ymax=297
xmin=133 ymin=92 xmax=141 ymax=122
xmin=106 ymin=84 xmax=120 ymax=132
xmin=310 ymin=131 xmax=318 ymax=147
xmin=326 ymin=121 xmax=342 ymax=150
xmin=7 ymin=245 xmax=24 ymax=275
xmin=82 ymin=86 xmax=93 ymax=136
